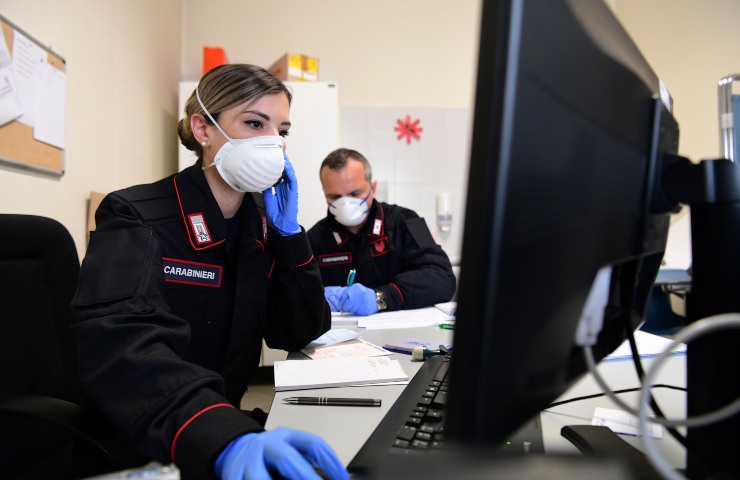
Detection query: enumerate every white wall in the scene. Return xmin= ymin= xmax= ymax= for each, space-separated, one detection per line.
xmin=613 ymin=0 xmax=740 ymax=165
xmin=0 ymin=0 xmax=737 ymax=265
xmin=0 ymin=0 xmax=181 ymax=260
xmin=180 ymin=0 xmax=482 ymax=108
xmin=342 ymin=105 xmax=469 ymax=264
xmin=612 ymin=0 xmax=740 ymax=268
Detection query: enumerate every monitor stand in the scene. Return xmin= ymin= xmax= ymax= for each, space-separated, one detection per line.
xmin=561 ymin=425 xmax=663 ymax=480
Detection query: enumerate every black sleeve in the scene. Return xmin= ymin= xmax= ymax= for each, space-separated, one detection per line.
xmin=71 ymin=194 xmax=261 ymax=479
xmin=263 ymin=227 xmax=331 ymax=351
xmin=377 ymin=215 xmax=457 ymax=311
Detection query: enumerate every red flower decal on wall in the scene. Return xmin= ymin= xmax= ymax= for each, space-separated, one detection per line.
xmin=394 ymin=115 xmax=423 ymax=144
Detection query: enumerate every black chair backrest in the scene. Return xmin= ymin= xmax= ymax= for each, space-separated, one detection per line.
xmin=0 ymin=214 xmax=82 ymax=402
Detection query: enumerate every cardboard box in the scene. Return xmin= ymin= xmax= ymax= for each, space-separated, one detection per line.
xmin=268 ymin=53 xmax=319 ymax=82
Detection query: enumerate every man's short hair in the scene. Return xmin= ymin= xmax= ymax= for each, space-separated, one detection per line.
xmin=320 ymin=148 xmax=372 ymax=182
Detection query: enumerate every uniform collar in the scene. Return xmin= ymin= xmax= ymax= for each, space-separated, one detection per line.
xmin=173 ymin=162 xmax=249 ymax=250
xmin=174 ymin=165 xmax=267 ymax=251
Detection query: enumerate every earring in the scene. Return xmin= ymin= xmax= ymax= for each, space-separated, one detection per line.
xmin=201 ymin=141 xmax=207 ymax=147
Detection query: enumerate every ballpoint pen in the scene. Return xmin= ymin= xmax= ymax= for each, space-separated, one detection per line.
xmin=283 ymin=397 xmax=381 ymax=407
xmin=341 ymin=268 xmax=356 ymax=315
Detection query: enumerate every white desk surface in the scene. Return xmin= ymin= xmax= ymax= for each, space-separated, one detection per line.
xmin=265 ymin=325 xmax=687 ymax=470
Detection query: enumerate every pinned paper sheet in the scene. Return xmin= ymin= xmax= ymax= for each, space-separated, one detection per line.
xmin=592 ymin=407 xmax=662 ymax=439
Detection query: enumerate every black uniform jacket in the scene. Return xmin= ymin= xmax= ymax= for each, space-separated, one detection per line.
xmin=71 ymin=164 xmax=330 ymax=479
xmin=307 ymin=201 xmax=456 ymax=311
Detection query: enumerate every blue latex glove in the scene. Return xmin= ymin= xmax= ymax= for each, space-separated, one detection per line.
xmin=339 ymin=283 xmax=378 ymax=316
xmin=215 ymin=427 xmax=349 ymax=480
xmin=262 ymin=153 xmax=300 ymax=236
xmin=324 ymin=286 xmax=346 ymax=312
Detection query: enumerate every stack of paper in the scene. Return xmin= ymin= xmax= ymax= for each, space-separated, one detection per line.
xmin=330 ymin=304 xmax=457 ymax=328
xmin=273 ymin=356 xmax=409 ymax=391
xmin=604 ymin=330 xmax=686 ymax=362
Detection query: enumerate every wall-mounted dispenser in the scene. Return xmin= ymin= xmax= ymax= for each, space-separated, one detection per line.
xmin=436 ymin=193 xmax=452 ymax=232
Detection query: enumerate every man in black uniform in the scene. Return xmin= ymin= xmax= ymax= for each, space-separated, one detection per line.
xmin=307 ymin=148 xmax=456 ymax=316
xmin=71 ymin=65 xmax=347 ymax=480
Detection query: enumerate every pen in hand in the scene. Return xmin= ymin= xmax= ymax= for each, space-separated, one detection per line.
xmin=283 ymin=397 xmax=381 ymax=407
xmin=341 ymin=268 xmax=356 ymax=315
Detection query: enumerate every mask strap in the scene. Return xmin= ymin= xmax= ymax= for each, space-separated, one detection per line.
xmin=331 ymin=189 xmax=372 ymax=208
xmin=195 ymin=87 xmax=233 ymax=142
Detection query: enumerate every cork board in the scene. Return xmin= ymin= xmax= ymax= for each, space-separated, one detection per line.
xmin=0 ymin=15 xmax=66 ymax=176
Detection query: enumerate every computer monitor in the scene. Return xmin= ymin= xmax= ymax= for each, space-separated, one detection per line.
xmin=446 ymin=0 xmax=678 ymax=448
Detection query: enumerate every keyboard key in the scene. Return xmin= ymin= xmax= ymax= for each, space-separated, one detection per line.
xmin=432 ymin=390 xmax=448 ymax=406
xmin=425 ymin=409 xmax=444 ymax=420
xmin=397 ymin=425 xmax=417 ymax=441
xmin=411 ymin=439 xmax=429 ymax=448
xmin=421 ymin=422 xmax=444 ymax=433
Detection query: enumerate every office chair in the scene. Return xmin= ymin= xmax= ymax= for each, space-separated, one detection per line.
xmin=0 ymin=214 xmax=142 ymax=479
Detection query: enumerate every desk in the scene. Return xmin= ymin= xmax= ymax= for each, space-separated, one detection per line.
xmin=542 ymin=354 xmax=686 ymax=469
xmin=266 ymin=325 xmax=686 ymax=470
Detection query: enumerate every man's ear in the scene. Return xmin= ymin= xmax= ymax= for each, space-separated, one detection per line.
xmin=371 ymin=179 xmax=378 ymax=194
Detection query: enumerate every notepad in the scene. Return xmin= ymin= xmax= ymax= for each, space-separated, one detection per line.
xmin=273 ymin=357 xmax=409 ymax=391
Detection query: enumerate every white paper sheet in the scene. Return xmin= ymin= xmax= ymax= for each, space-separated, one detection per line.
xmin=356 ymin=306 xmax=454 ymax=329
xmin=273 ymin=356 xmax=409 ymax=391
xmin=10 ymin=30 xmax=46 ymax=127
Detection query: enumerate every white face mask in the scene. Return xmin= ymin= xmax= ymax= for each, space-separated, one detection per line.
xmin=196 ymin=88 xmax=285 ymax=193
xmin=329 ymin=191 xmax=371 ymax=227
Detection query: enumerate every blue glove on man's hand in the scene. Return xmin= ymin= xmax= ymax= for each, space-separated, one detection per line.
xmin=324 ymin=286 xmax=346 ymax=312
xmin=339 ymin=283 xmax=379 ymax=316
xmin=262 ymin=154 xmax=300 ymax=236
xmin=215 ymin=427 xmax=349 ymax=480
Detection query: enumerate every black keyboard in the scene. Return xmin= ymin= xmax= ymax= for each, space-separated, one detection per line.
xmin=348 ymin=354 xmax=452 ymax=472
xmin=348 ymin=354 xmax=544 ymax=474
xmin=391 ymin=353 xmax=450 ymax=452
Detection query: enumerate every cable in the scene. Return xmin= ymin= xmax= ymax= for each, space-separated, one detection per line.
xmin=583 ymin=344 xmax=681 ymax=427
xmin=638 ymin=313 xmax=740 ymax=480
xmin=545 ymin=384 xmax=685 ymax=409
xmin=625 ymin=328 xmax=692 ymax=454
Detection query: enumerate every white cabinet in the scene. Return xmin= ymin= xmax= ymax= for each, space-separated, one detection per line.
xmin=178 ymin=81 xmax=339 ymax=366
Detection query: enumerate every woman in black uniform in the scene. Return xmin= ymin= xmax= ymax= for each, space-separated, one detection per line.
xmin=71 ymin=64 xmax=347 ymax=480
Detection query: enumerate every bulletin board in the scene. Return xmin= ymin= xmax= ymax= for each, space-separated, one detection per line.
xmin=0 ymin=14 xmax=66 ymax=176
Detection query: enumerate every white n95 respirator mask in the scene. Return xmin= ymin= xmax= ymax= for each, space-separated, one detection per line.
xmin=330 ymin=193 xmax=371 ymax=227
xmin=196 ymin=88 xmax=285 ymax=193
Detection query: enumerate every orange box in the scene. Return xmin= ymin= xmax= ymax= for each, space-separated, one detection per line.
xmin=268 ymin=53 xmax=319 ymax=82
xmin=203 ymin=47 xmax=228 ymax=75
